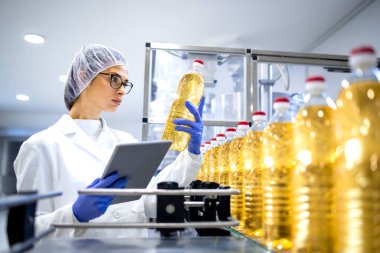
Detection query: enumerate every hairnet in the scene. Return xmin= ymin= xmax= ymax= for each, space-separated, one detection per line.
xmin=64 ymin=44 xmax=128 ymax=110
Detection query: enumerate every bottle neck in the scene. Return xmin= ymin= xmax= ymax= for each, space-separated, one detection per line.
xmin=349 ymin=66 xmax=380 ymax=84
xmin=236 ymin=127 xmax=249 ymax=137
xmin=251 ymin=121 xmax=267 ymax=132
xmin=191 ymin=65 xmax=202 ymax=74
xmin=225 ymin=133 xmax=236 ymax=142
xmin=271 ymin=108 xmax=294 ymax=123
xmin=303 ymin=92 xmax=329 ymax=107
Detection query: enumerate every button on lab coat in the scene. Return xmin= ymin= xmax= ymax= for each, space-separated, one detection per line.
xmin=14 ymin=114 xmax=202 ymax=238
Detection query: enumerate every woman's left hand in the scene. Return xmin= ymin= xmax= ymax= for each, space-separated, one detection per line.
xmin=173 ymin=96 xmax=205 ymax=155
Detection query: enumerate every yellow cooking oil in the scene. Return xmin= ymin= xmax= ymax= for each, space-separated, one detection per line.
xmin=263 ymin=121 xmax=295 ymax=251
xmin=293 ymin=106 xmax=336 ymax=253
xmin=195 ymin=144 xmax=206 ymax=181
xmin=229 ymin=122 xmax=250 ymax=230
xmin=209 ymin=134 xmax=225 ymax=183
xmin=203 ymin=140 xmax=215 ymax=182
xmin=334 ymin=81 xmax=380 ymax=253
xmin=242 ymin=130 xmax=266 ymax=238
xmin=333 ymin=46 xmax=380 ymax=253
xmin=218 ymin=128 xmax=236 ymax=186
xmin=162 ymin=60 xmax=204 ymax=151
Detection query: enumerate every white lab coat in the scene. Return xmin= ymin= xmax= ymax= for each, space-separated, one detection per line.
xmin=14 ymin=114 xmax=202 ymax=238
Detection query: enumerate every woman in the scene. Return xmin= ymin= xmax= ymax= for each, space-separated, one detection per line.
xmin=14 ymin=44 xmax=204 ymax=238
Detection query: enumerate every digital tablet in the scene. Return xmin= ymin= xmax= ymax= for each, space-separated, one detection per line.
xmin=101 ymin=140 xmax=172 ymax=203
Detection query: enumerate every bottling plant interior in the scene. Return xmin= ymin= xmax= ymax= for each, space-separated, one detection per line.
xmin=1 ymin=1 xmax=380 ymax=252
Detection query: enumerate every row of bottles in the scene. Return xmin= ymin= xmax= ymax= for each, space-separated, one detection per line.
xmin=195 ymin=45 xmax=380 ymax=252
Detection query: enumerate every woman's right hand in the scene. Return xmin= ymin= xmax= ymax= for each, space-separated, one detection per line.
xmin=72 ymin=172 xmax=127 ymax=222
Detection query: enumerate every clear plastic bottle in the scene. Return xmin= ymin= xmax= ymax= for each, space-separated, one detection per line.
xmin=199 ymin=141 xmax=211 ymax=181
xmin=242 ymin=111 xmax=267 ymax=238
xmin=334 ymin=45 xmax=380 ymax=253
xmin=218 ymin=128 xmax=236 ymax=186
xmin=229 ymin=121 xmax=250 ymax=229
xmin=292 ymin=76 xmax=336 ymax=253
xmin=210 ymin=134 xmax=226 ymax=183
xmin=195 ymin=144 xmax=206 ymax=181
xmin=263 ymin=97 xmax=295 ymax=251
xmin=204 ymin=138 xmax=217 ymax=181
xmin=162 ymin=60 xmax=205 ymax=151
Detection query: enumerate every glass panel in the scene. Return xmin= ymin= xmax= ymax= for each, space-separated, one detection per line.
xmin=149 ymin=49 xmax=246 ymax=122
xmin=256 ymin=62 xmax=351 ymax=118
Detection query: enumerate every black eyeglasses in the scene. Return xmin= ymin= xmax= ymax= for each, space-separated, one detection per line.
xmin=98 ymin=72 xmax=133 ymax=94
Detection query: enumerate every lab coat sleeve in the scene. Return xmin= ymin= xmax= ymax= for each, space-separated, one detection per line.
xmin=14 ymin=140 xmax=79 ymax=237
xmin=143 ymin=150 xmax=203 ymax=218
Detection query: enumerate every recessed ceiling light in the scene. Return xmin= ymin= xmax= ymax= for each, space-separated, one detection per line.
xmin=24 ymin=34 xmax=45 ymax=44
xmin=16 ymin=94 xmax=30 ymax=101
xmin=59 ymin=74 xmax=68 ymax=83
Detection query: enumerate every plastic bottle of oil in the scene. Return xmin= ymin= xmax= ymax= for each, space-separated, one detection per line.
xmin=162 ymin=60 xmax=205 ymax=151
xmin=292 ymin=76 xmax=336 ymax=253
xmin=334 ymin=45 xmax=380 ymax=253
xmin=219 ymin=128 xmax=236 ymax=186
xmin=229 ymin=121 xmax=250 ymax=229
xmin=210 ymin=134 xmax=226 ymax=183
xmin=195 ymin=144 xmax=206 ymax=181
xmin=204 ymin=138 xmax=217 ymax=181
xmin=263 ymin=97 xmax=295 ymax=251
xmin=242 ymin=111 xmax=267 ymax=238
xmin=199 ymin=141 xmax=211 ymax=181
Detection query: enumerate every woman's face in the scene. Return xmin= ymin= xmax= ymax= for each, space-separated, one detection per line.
xmin=85 ymin=65 xmax=129 ymax=113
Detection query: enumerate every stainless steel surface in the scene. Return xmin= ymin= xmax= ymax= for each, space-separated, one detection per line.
xmin=184 ymin=201 xmax=204 ymax=207
xmin=52 ymin=220 xmax=240 ymax=229
xmin=245 ymin=52 xmax=253 ymax=121
xmin=26 ymin=237 xmax=270 ymax=253
xmin=78 ymin=188 xmax=240 ymax=196
xmin=251 ymin=49 xmax=348 ymax=62
xmin=251 ymin=61 xmax=259 ymax=113
xmin=256 ymin=56 xmax=349 ymax=68
xmin=149 ymin=42 xmax=246 ymax=54
xmin=202 ymin=120 xmax=244 ymax=127
xmin=143 ymin=119 xmax=244 ymax=127
xmin=0 ymin=192 xmax=61 ymax=209
xmin=143 ymin=44 xmax=152 ymax=120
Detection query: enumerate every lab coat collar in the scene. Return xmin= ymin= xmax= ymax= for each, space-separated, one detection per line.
xmin=56 ymin=114 xmax=112 ymax=163
xmin=56 ymin=114 xmax=111 ymax=135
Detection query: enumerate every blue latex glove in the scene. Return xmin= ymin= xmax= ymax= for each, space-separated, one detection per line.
xmin=173 ymin=96 xmax=205 ymax=155
xmin=72 ymin=172 xmax=127 ymax=222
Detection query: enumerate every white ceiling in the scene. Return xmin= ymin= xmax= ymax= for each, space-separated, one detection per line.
xmin=0 ymin=0 xmax=379 ymax=139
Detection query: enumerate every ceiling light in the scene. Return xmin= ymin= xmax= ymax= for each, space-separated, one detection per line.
xmin=16 ymin=94 xmax=30 ymax=101
xmin=24 ymin=34 xmax=45 ymax=44
xmin=59 ymin=74 xmax=68 ymax=83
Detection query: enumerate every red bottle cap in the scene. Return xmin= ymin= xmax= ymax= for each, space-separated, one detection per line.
xmin=351 ymin=46 xmax=376 ymax=55
xmin=252 ymin=111 xmax=266 ymax=116
xmin=216 ymin=134 xmax=225 ymax=137
xmin=274 ymin=97 xmax=289 ymax=103
xmin=194 ymin=59 xmax=204 ymax=65
xmin=237 ymin=121 xmax=250 ymax=125
xmin=305 ymin=76 xmax=325 ymax=83
xmin=226 ymin=128 xmax=236 ymax=132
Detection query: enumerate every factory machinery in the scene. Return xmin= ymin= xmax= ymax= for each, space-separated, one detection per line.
xmin=0 ymin=181 xmax=274 ymax=253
